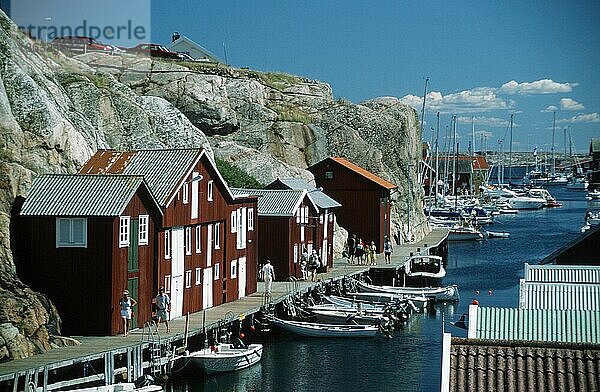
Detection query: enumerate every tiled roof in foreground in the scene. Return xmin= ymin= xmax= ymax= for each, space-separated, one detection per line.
xmin=446 ymin=337 xmax=600 ymax=392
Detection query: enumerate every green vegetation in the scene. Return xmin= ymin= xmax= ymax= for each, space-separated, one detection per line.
xmin=269 ymin=105 xmax=312 ymax=125
xmin=336 ymin=97 xmax=352 ymax=106
xmin=215 ymin=157 xmax=264 ymax=189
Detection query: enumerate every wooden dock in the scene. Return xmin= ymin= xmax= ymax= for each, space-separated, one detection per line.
xmin=0 ymin=229 xmax=448 ymax=390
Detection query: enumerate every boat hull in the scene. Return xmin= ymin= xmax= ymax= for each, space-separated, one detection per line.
xmin=356 ymin=281 xmax=460 ymax=302
xmin=272 ymin=318 xmax=379 ymax=338
xmin=448 ymin=231 xmax=483 ymax=241
xmin=187 ymin=344 xmax=263 ymax=374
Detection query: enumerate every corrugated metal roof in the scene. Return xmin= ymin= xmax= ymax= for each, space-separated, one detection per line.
xmin=447 ymin=337 xmax=600 ymax=392
xmin=269 ymin=178 xmax=342 ymax=210
xmin=231 ymin=188 xmax=305 ymax=216
xmin=436 ymin=158 xmax=474 ymax=175
xmin=524 ymin=263 xmax=600 ymax=284
xmin=475 ymin=306 xmax=600 ymax=343
xmin=591 ymin=137 xmax=600 ymax=153
xmin=519 ymin=280 xmax=600 ymax=310
xmin=329 ymin=157 xmax=397 ymax=190
xmin=21 ymin=174 xmax=145 ymax=216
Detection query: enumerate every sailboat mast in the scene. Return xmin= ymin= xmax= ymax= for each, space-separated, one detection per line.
xmin=452 ymin=115 xmax=457 ymax=198
xmin=435 ymin=112 xmax=440 ymax=206
xmin=420 ymin=77 xmax=429 ymax=136
xmin=552 ymin=111 xmax=556 ymax=176
xmin=471 ymin=116 xmax=475 ymax=195
xmin=508 ymin=114 xmax=514 ymax=185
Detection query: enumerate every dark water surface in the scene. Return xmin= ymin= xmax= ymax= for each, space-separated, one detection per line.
xmin=167 ymin=188 xmax=588 ymax=392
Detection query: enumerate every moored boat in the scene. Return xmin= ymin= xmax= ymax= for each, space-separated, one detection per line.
xmin=404 ymin=255 xmax=446 ymax=279
xmin=587 ymin=189 xmax=600 ymax=200
xmin=484 ymin=230 xmax=510 ymax=239
xmin=356 ymin=281 xmax=460 ymax=302
xmin=271 ymin=317 xmax=380 ymax=338
xmin=448 ymin=226 xmax=484 ymax=241
xmin=186 ymin=342 xmax=263 ymax=374
xmin=566 ymin=176 xmax=589 ymax=190
xmin=344 ymin=292 xmax=429 ymax=309
xmin=308 ymin=309 xmax=388 ymax=325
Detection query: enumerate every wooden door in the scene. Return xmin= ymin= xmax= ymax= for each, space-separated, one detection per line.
xmin=171 ymin=227 xmax=184 ymax=318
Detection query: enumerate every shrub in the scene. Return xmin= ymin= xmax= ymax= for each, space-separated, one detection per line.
xmin=215 ymin=158 xmax=264 ymax=189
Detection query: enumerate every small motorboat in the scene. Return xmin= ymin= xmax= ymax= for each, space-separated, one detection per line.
xmin=587 ymin=189 xmax=600 ymax=200
xmin=323 ymin=295 xmax=387 ymax=311
xmin=344 ymin=292 xmax=429 ymax=309
xmin=527 ymin=188 xmax=561 ymax=207
xmin=48 ymin=379 xmax=162 ymax=392
xmin=186 ymin=341 xmax=263 ymax=374
xmin=271 ymin=317 xmax=380 ymax=338
xmin=448 ymin=225 xmax=484 ymax=241
xmin=356 ymin=281 xmax=460 ymax=302
xmin=566 ymin=176 xmax=589 ymax=190
xmin=404 ymin=255 xmax=446 ymax=279
xmin=484 ymin=231 xmax=510 ymax=239
xmin=308 ymin=309 xmax=388 ymax=326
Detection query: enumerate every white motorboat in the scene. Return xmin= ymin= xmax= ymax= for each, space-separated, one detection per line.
xmin=356 ymin=281 xmax=460 ymax=302
xmin=586 ymin=211 xmax=600 ymax=226
xmin=505 ymin=196 xmax=546 ymax=210
xmin=498 ymin=208 xmax=518 ymax=214
xmin=566 ymin=176 xmax=589 ymax=190
xmin=527 ymin=188 xmax=561 ymax=207
xmin=344 ymin=292 xmax=429 ymax=309
xmin=186 ymin=342 xmax=263 ymax=374
xmin=484 ymin=230 xmax=510 ymax=239
xmin=448 ymin=226 xmax=484 ymax=241
xmin=271 ymin=317 xmax=379 ymax=338
xmin=309 ymin=309 xmax=387 ymax=325
xmin=404 ymin=255 xmax=446 ymax=279
xmin=587 ymin=189 xmax=600 ymax=200
xmin=323 ymin=295 xmax=387 ymax=311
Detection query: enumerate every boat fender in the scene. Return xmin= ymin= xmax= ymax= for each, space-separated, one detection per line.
xmin=233 ymin=337 xmax=247 ymax=349
xmin=134 ymin=375 xmax=155 ymax=388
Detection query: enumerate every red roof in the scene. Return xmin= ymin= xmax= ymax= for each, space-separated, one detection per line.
xmin=330 ymin=157 xmax=397 ymax=190
xmin=79 ymin=150 xmax=135 ymax=174
xmin=436 ymin=155 xmax=490 ymax=171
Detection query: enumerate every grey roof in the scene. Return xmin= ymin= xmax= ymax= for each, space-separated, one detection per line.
xmin=21 ymin=174 xmax=146 ymax=216
xmin=519 ymin=280 xmax=600 ymax=310
xmin=231 ymin=188 xmax=305 ymax=216
xmin=121 ymin=149 xmax=202 ymax=206
xmin=268 ymin=178 xmax=342 ymax=210
xmin=446 ymin=337 xmax=600 ymax=392
xmin=591 ymin=137 xmax=600 ymax=153
xmin=524 ymin=263 xmax=600 ymax=284
xmin=437 ymin=159 xmax=474 ymax=175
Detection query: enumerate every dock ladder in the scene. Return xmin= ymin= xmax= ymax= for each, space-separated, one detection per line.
xmin=142 ymin=322 xmax=162 ymax=377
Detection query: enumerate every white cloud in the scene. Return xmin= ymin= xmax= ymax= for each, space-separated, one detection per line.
xmin=474 ymin=130 xmax=494 ymax=138
xmin=560 ymin=98 xmax=584 ymax=111
xmin=400 ymin=87 xmax=513 ymax=114
xmin=456 ymin=116 xmax=516 ymax=128
xmin=499 ymin=79 xmax=577 ymax=95
xmin=541 ymin=105 xmax=558 ymax=112
xmin=557 ymin=113 xmax=600 ymax=124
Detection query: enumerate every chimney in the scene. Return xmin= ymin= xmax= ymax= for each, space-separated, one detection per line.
xmin=172 ymin=32 xmax=180 ymax=43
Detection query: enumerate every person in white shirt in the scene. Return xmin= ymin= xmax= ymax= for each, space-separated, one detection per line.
xmin=261 ymin=259 xmax=275 ymax=295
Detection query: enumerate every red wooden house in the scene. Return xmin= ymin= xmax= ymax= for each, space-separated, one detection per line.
xmin=308 ymin=157 xmax=397 ymax=252
xmin=19 ymin=174 xmax=162 ymax=336
xmin=79 ymin=149 xmax=258 ymax=321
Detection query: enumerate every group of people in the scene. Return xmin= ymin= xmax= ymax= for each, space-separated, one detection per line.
xmin=300 ymin=247 xmax=322 ymax=282
xmin=118 ymin=287 xmax=171 ymax=337
xmin=346 ymin=234 xmax=394 ymax=265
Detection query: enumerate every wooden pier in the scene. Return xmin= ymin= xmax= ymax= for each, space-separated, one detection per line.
xmin=0 ymin=230 xmax=448 ymax=391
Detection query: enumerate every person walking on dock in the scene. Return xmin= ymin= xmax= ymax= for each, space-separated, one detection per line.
xmin=355 ymin=238 xmax=364 ymax=265
xmin=309 ymin=249 xmax=320 ymax=282
xmin=300 ymin=246 xmax=308 ymax=280
xmin=368 ymin=241 xmax=377 ymax=265
xmin=262 ymin=259 xmax=275 ymax=296
xmin=119 ymin=290 xmax=137 ymax=337
xmin=347 ymin=234 xmax=356 ymax=264
xmin=155 ymin=287 xmax=171 ymax=333
xmin=383 ymin=236 xmax=393 ymax=264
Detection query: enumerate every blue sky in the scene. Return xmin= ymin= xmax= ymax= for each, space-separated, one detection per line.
xmin=150 ymin=1 xmax=599 ymax=154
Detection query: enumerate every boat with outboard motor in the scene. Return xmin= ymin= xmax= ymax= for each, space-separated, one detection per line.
xmin=404 ymin=255 xmax=445 ymax=280
xmin=185 ymin=341 xmax=263 ymax=374
xmin=566 ymin=176 xmax=589 ymax=190
xmin=484 ymin=230 xmax=510 ymax=239
xmin=527 ymin=188 xmax=561 ymax=207
xmin=343 ymin=292 xmax=429 ymax=309
xmin=448 ymin=225 xmax=484 ymax=241
xmin=271 ymin=317 xmax=380 ymax=338
xmin=356 ymin=281 xmax=460 ymax=302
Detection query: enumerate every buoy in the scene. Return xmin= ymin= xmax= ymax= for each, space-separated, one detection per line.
xmin=250 ymin=325 xmax=256 ymax=332
xmin=488 ymin=290 xmax=493 ymax=295
xmin=476 ymin=290 xmax=480 ymax=294
xmin=240 ymin=333 xmax=245 ymax=339
xmin=472 ymin=299 xmax=479 ymax=305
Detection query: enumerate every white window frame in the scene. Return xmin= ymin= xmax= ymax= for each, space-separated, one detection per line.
xmin=296 ymin=209 xmax=301 ymax=224
xmin=214 ymin=222 xmax=221 ymax=249
xmin=185 ymin=227 xmax=192 ymax=255
xmin=231 ymin=211 xmax=237 ymax=233
xmin=248 ymin=208 xmax=254 ymax=231
xmin=185 ymin=270 xmax=192 ymax=288
xmin=56 ymin=218 xmax=87 ymax=248
xmin=214 ymin=263 xmax=220 ymax=280
xmin=164 ymin=275 xmax=171 ymax=293
xmin=195 ymin=225 xmax=201 ymax=253
xmin=207 ymin=180 xmax=214 ymax=201
xmin=195 ymin=267 xmax=201 ymax=285
xmin=182 ymin=182 xmax=189 ymax=204
xmin=164 ymin=230 xmax=171 ymax=259
xmin=119 ymin=216 xmax=130 ymax=247
xmin=138 ymin=215 xmax=149 ymax=245
xmin=303 ymin=206 xmax=309 ymax=224
xmin=319 ymin=214 xmax=324 ymax=224
xmin=231 ymin=260 xmax=237 ymax=279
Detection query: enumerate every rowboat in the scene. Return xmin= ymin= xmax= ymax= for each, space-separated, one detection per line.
xmin=271 ymin=317 xmax=379 ymax=338
xmin=343 ymin=292 xmax=429 ymax=309
xmin=308 ymin=309 xmax=387 ymax=325
xmin=484 ymin=231 xmax=510 ymax=239
xmin=186 ymin=342 xmax=263 ymax=374
xmin=356 ymin=281 xmax=460 ymax=302
xmin=323 ymin=295 xmax=387 ymax=311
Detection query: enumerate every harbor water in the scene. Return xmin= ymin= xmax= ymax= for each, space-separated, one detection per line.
xmin=167 ymin=187 xmax=589 ymax=392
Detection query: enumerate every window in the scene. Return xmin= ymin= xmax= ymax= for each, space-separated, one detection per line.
xmin=325 ymin=170 xmax=334 ymax=180
xmin=214 ymin=263 xmax=220 ymax=280
xmin=56 ymin=218 xmax=87 ymax=247
xmin=248 ymin=208 xmax=254 ymax=231
xmin=139 ymin=215 xmax=149 ymax=245
xmin=319 ymin=214 xmax=324 ymax=224
xmin=195 ymin=267 xmax=201 ymax=285
xmin=119 ymin=216 xmax=130 ymax=247
xmin=303 ymin=206 xmax=309 ymax=224
xmin=182 ymin=182 xmax=189 ymax=204
xmin=185 ymin=270 xmax=192 ymax=288
xmin=231 ymin=260 xmax=237 ymax=279
xmin=164 ymin=230 xmax=171 ymax=259
xmin=329 ymin=213 xmax=334 ymax=223
xmin=207 ymin=180 xmax=214 ymax=201
xmin=185 ymin=227 xmax=192 ymax=255
xmin=296 ymin=209 xmax=300 ymax=223
xmin=214 ymin=222 xmax=221 ymax=249
xmin=164 ymin=275 xmax=171 ymax=293
xmin=231 ymin=211 xmax=237 ymax=233
xmin=195 ymin=226 xmax=201 ymax=253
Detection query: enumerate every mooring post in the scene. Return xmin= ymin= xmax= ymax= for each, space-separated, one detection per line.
xmin=127 ymin=348 xmax=132 ymax=382
xmin=104 ymin=352 xmax=114 ymax=385
xmin=43 ymin=367 xmax=48 ymax=392
xmin=12 ymin=373 xmax=19 ymax=392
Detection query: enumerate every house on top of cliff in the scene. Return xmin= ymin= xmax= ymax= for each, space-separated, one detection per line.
xmin=19 ymin=174 xmax=162 ymax=336
xmin=168 ymin=32 xmax=220 ymax=62
xmin=79 ymin=148 xmax=258 ymax=322
xmin=307 ymin=157 xmax=397 ymax=252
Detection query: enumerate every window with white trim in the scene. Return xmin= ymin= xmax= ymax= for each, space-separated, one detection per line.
xmin=195 ymin=267 xmax=201 ymax=285
xmin=185 ymin=227 xmax=192 ymax=255
xmin=248 ymin=208 xmax=254 ymax=231
xmin=296 ymin=208 xmax=301 ymax=223
xmin=214 ymin=222 xmax=221 ymax=249
xmin=185 ymin=270 xmax=192 ymax=288
xmin=138 ymin=215 xmax=149 ymax=245
xmin=231 ymin=260 xmax=237 ymax=279
xmin=207 ymin=180 xmax=214 ymax=201
xmin=231 ymin=211 xmax=237 ymax=233
xmin=303 ymin=206 xmax=309 ymax=224
xmin=164 ymin=230 xmax=171 ymax=259
xmin=214 ymin=263 xmax=220 ymax=280
xmin=164 ymin=275 xmax=171 ymax=293
xmin=56 ymin=218 xmax=87 ymax=248
xmin=119 ymin=216 xmax=130 ymax=247
xmin=182 ymin=182 xmax=189 ymax=204
xmin=319 ymin=214 xmax=324 ymax=224
xmin=195 ymin=225 xmax=201 ymax=253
